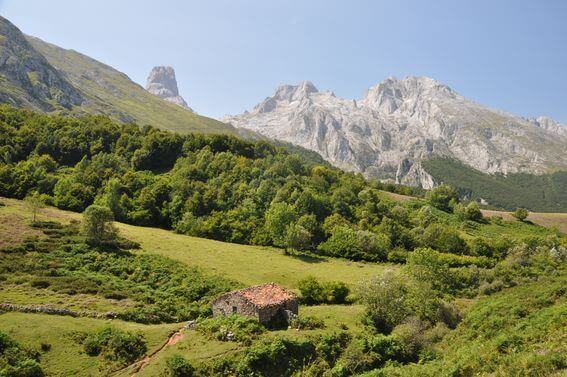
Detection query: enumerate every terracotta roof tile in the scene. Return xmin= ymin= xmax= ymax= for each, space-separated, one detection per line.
xmin=232 ymin=283 xmax=297 ymax=308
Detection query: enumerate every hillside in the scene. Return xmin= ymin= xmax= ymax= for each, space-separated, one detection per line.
xmin=0 ymin=107 xmax=565 ymax=377
xmin=0 ymin=15 xmax=244 ymax=135
xmin=224 ymin=78 xmax=567 ymax=188
xmin=1 ymin=195 xmax=565 ymax=376
xmin=422 ymin=157 xmax=567 ymax=212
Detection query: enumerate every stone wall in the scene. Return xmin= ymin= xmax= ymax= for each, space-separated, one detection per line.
xmin=258 ymin=300 xmax=298 ymax=325
xmin=212 ymin=294 xmax=258 ymax=319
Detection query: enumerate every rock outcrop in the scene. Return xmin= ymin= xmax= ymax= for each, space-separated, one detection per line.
xmin=146 ymin=66 xmax=191 ymax=110
xmin=0 ymin=16 xmax=83 ymax=110
xmin=224 ymin=77 xmax=567 ymax=187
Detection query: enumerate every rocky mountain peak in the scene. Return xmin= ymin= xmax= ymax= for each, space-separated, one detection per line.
xmin=145 ymin=66 xmax=190 ymax=109
xmin=273 ymin=80 xmax=318 ymax=102
xmin=252 ymin=81 xmax=318 ymax=114
xmin=362 ymin=76 xmax=456 ymax=113
xmin=224 ymin=76 xmax=567 ymax=189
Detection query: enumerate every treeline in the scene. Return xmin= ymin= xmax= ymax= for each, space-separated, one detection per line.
xmin=0 ymin=105 xmax=554 ymax=263
xmin=423 ymin=157 xmax=567 ymax=212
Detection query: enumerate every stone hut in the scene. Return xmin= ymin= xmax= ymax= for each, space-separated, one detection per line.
xmin=212 ymin=283 xmax=298 ymax=326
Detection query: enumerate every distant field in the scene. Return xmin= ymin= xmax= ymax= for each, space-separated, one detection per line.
xmin=380 ymin=191 xmax=567 ymax=234
xmin=481 ymin=209 xmax=567 ymax=234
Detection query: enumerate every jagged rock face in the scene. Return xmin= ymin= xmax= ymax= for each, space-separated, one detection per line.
xmin=223 ymin=77 xmax=567 ymax=187
xmin=0 ymin=16 xmax=83 ymax=110
xmin=529 ymin=116 xmax=567 ymax=137
xmin=146 ymin=66 xmax=191 ymax=110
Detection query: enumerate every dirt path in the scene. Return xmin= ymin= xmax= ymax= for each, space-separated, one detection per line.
xmin=110 ymin=326 xmax=187 ymax=377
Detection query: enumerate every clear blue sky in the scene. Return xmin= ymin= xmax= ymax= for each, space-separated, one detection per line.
xmin=1 ymin=0 xmax=566 ymax=122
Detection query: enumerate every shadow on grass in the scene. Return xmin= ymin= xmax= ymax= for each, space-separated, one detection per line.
xmin=283 ymin=249 xmax=327 ymax=264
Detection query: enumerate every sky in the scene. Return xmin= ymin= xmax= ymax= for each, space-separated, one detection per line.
xmin=1 ymin=0 xmax=566 ymax=122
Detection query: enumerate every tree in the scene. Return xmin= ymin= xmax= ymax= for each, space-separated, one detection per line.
xmin=166 ymin=354 xmax=194 ymax=377
xmin=425 ymin=185 xmax=459 ymax=212
xmin=285 ymin=223 xmax=313 ymax=251
xmin=24 ymin=192 xmax=45 ymax=222
xmin=455 ymin=202 xmax=483 ymax=222
xmin=357 ymin=271 xmax=409 ymax=333
xmin=264 ymin=202 xmax=298 ymax=247
xmin=513 ymin=208 xmax=529 ymax=222
xmin=405 ymin=248 xmax=454 ymax=294
xmin=81 ymin=205 xmax=118 ymax=246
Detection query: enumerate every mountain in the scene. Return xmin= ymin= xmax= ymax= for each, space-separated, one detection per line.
xmin=146 ymin=66 xmax=191 ymax=110
xmin=0 ymin=15 xmax=242 ymax=135
xmin=0 ymin=16 xmax=83 ymax=110
xmin=224 ymin=77 xmax=567 ymax=188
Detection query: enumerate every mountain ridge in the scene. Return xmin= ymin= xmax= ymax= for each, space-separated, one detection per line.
xmin=0 ymin=15 xmax=244 ymax=136
xmin=224 ymin=76 xmax=567 ymax=188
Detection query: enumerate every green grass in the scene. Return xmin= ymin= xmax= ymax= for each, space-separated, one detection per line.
xmin=0 ymin=284 xmax=136 ymax=313
xmin=0 ymin=197 xmax=393 ymax=289
xmin=118 ymin=223 xmax=394 ymax=289
xmin=0 ymin=312 xmax=179 ymax=377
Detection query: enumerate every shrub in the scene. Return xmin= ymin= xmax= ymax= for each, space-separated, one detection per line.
xmin=234 ymin=337 xmax=317 ymax=377
xmin=81 ymin=205 xmax=118 ymax=246
xmin=298 ymin=277 xmax=350 ymax=305
xmin=513 ymin=208 xmax=529 ymax=221
xmin=317 ymin=227 xmax=390 ymax=261
xmin=405 ymin=248 xmax=455 ymax=294
xmin=197 ymin=315 xmax=264 ymax=344
xmin=82 ymin=327 xmax=147 ymax=365
xmin=0 ymin=332 xmax=44 ymax=377
xmin=479 ymin=279 xmax=505 ymax=295
xmin=455 ymin=202 xmax=483 ymax=222
xmin=166 ymin=354 xmax=194 ymax=377
xmin=289 ymin=315 xmax=326 ymax=330
xmin=30 ymin=279 xmax=50 ymax=289
xmin=316 ymin=332 xmax=351 ymax=366
xmin=358 ymin=271 xmax=409 ymax=333
xmin=425 ymin=184 xmax=458 ymax=212
xmin=298 ymin=277 xmax=324 ymax=305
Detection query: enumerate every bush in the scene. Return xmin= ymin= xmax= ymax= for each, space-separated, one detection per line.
xmin=425 ymin=185 xmax=458 ymax=212
xmin=0 ymin=332 xmax=44 ymax=377
xmin=289 ymin=315 xmax=326 ymax=330
xmin=358 ymin=271 xmax=409 ymax=333
xmin=82 ymin=327 xmax=147 ymax=365
xmin=30 ymin=279 xmax=50 ymax=289
xmin=81 ymin=205 xmax=118 ymax=246
xmin=166 ymin=354 xmax=194 ymax=377
xmin=316 ymin=332 xmax=351 ymax=366
xmin=298 ymin=277 xmax=350 ymax=305
xmin=455 ymin=202 xmax=483 ymax=222
xmin=197 ymin=315 xmax=264 ymax=344
xmin=513 ymin=208 xmax=529 ymax=221
xmin=318 ymin=227 xmax=390 ymax=261
xmin=234 ymin=337 xmax=317 ymax=377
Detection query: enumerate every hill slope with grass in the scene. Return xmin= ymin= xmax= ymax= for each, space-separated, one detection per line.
xmin=1 ymin=197 xmax=565 ymax=376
